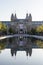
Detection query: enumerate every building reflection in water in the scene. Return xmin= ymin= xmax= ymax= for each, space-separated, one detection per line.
xmin=10 ymin=37 xmax=32 ymax=57
xmin=0 ymin=37 xmax=43 ymax=57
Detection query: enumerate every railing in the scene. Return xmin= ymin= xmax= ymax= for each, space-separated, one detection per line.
xmin=0 ymin=34 xmax=43 ymax=40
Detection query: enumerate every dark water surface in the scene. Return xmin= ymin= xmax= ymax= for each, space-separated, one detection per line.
xmin=0 ymin=37 xmax=43 ymax=65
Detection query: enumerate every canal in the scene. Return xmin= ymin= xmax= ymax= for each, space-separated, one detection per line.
xmin=0 ymin=36 xmax=43 ymax=65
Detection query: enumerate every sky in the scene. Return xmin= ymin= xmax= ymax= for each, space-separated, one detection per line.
xmin=0 ymin=0 xmax=43 ymax=21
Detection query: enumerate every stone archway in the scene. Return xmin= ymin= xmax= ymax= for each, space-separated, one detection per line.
xmin=16 ymin=23 xmax=27 ymax=34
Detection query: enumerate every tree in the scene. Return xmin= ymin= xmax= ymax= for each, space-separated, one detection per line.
xmin=9 ymin=27 xmax=13 ymax=34
xmin=36 ymin=40 xmax=43 ymax=48
xmin=1 ymin=23 xmax=7 ymax=31
xmin=0 ymin=22 xmax=7 ymax=35
xmin=31 ymin=28 xmax=36 ymax=35
xmin=36 ymin=25 xmax=43 ymax=35
xmin=36 ymin=25 xmax=43 ymax=32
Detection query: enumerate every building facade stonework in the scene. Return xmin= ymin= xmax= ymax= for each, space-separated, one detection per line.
xmin=10 ymin=13 xmax=32 ymax=33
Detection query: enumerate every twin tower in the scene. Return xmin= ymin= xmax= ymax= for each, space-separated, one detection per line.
xmin=11 ymin=13 xmax=32 ymax=22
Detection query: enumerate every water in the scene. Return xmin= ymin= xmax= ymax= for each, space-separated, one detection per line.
xmin=0 ymin=37 xmax=43 ymax=65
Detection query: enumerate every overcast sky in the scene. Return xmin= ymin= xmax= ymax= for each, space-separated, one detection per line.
xmin=0 ymin=0 xmax=43 ymax=21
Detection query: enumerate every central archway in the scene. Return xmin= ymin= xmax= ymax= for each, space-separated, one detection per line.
xmin=16 ymin=23 xmax=27 ymax=34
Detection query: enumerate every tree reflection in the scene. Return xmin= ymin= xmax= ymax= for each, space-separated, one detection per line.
xmin=35 ymin=40 xmax=43 ymax=48
xmin=0 ymin=39 xmax=7 ymax=53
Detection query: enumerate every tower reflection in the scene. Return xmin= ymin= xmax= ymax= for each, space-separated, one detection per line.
xmin=9 ymin=37 xmax=32 ymax=57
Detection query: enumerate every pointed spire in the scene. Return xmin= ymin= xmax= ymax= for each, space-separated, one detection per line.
xmin=11 ymin=13 xmax=14 ymax=21
xmin=14 ymin=13 xmax=17 ymax=19
xmin=29 ymin=13 xmax=32 ymax=21
xmin=26 ymin=51 xmax=29 ymax=56
xmin=25 ymin=13 xmax=32 ymax=22
xmin=26 ymin=13 xmax=29 ymax=19
xmin=11 ymin=13 xmax=17 ymax=21
xmin=14 ymin=51 xmax=17 ymax=56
